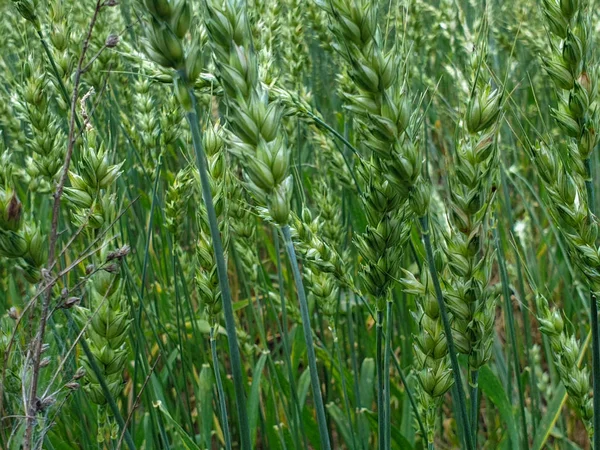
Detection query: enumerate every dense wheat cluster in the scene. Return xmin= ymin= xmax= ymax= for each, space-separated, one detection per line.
xmin=2 ymin=0 xmax=600 ymax=449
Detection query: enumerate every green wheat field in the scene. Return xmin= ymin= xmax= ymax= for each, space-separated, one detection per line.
xmin=1 ymin=0 xmax=600 ymax=448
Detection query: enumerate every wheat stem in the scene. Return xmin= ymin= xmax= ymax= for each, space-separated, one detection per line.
xmin=470 ymin=369 xmax=479 ymax=448
xmin=281 ymin=225 xmax=331 ymax=450
xmin=419 ymin=215 xmax=473 ymax=450
xmin=186 ymin=86 xmax=251 ymax=450
xmin=495 ymin=224 xmax=529 ymax=449
xmin=584 ymin=157 xmax=600 ymax=450
xmin=211 ymin=326 xmax=233 ymax=450
xmin=376 ymin=308 xmax=386 ymax=450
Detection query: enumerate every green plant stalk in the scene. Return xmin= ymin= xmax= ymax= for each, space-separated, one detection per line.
xmin=126 ymin=258 xmax=181 ymax=449
xmin=470 ymin=369 xmax=479 ymax=448
xmin=591 ymin=292 xmax=600 ymax=450
xmin=171 ymin=249 xmax=195 ymax=432
xmin=376 ymin=308 xmax=385 ymax=450
xmin=419 ymin=215 xmax=473 ymax=450
xmin=384 ymin=300 xmax=393 ymax=450
xmin=584 ymin=157 xmax=600 ymax=450
xmin=154 ymin=408 xmax=171 ymax=450
xmin=118 ymin=0 xmax=136 ymax=44
xmin=230 ymin=242 xmax=267 ymax=352
xmin=242 ymin=252 xmax=268 ymax=351
xmin=390 ymin=342 xmax=427 ymax=442
xmin=262 ymin=364 xmax=288 ymax=450
xmin=281 ymin=225 xmax=332 ymax=450
xmin=495 ymin=224 xmax=528 ymax=450
xmin=121 ymin=256 xmax=167 ymax=447
xmin=500 ymin=167 xmax=539 ymax=429
xmin=305 ymin=111 xmax=362 ymax=195
xmin=273 ymin=230 xmax=309 ymax=448
xmin=211 ymin=326 xmax=233 ymax=450
xmin=139 ymin=155 xmax=161 ymax=297
xmin=295 ymin=117 xmax=303 ymax=216
xmin=185 ymin=86 xmax=251 ymax=450
xmin=133 ymin=152 xmax=162 ymax=413
xmin=261 ymin=293 xmax=302 ymax=447
xmin=318 ymin=303 xmax=332 ymax=437
xmin=36 ymin=31 xmax=69 ymax=105
xmin=332 ymin=326 xmax=359 ymax=450
xmin=306 ymin=111 xmax=360 ymax=157
xmin=347 ymin=294 xmax=369 ymax=450
xmin=235 ymin=239 xmax=305 ymax=447
xmin=452 ymin=364 xmax=467 ymax=446
xmin=174 ymin=252 xmax=204 ymax=354
xmin=230 ymin=255 xmax=264 ymax=376
xmin=389 ymin=345 xmax=428 ymax=441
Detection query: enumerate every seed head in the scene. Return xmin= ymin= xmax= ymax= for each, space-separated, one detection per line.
xmin=562 ymin=30 xmax=583 ymax=72
xmin=0 ymin=191 xmax=22 ymax=231
xmin=11 ymin=0 xmax=39 ymax=27
xmin=8 ymin=307 xmax=19 ymax=320
xmin=61 ymin=297 xmax=81 ymax=309
xmin=106 ymin=245 xmax=131 ymax=262
xmin=105 ymin=34 xmax=120 ymax=48
xmin=560 ymin=0 xmax=579 ymax=21
xmin=543 ymin=56 xmax=575 ymax=90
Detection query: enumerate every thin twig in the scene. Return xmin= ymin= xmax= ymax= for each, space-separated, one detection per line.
xmin=24 ymin=2 xmax=105 ymax=447
xmin=116 ymin=356 xmax=161 ymax=450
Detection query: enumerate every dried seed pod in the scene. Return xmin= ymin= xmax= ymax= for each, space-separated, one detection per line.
xmin=105 ymin=34 xmax=119 ymax=48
